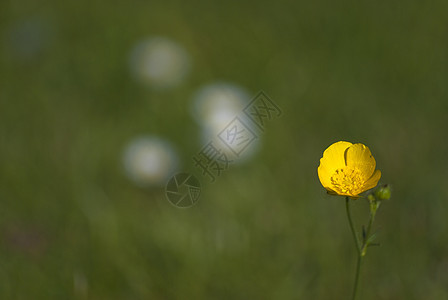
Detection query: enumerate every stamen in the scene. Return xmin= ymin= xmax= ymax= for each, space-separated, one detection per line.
xmin=330 ymin=168 xmax=366 ymax=196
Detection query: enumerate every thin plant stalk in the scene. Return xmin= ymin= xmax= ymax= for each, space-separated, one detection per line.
xmin=346 ymin=197 xmax=362 ymax=300
xmin=345 ymin=196 xmax=379 ymax=300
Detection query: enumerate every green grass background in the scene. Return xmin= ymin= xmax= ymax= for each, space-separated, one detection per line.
xmin=1 ymin=0 xmax=448 ymax=299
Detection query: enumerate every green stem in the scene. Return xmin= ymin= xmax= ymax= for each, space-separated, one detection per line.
xmin=352 ymin=255 xmax=362 ymax=300
xmin=361 ymin=211 xmax=376 ymax=256
xmin=346 ymin=197 xmax=362 ymax=300
xmin=365 ymin=214 xmax=374 ymax=240
xmin=345 ymin=197 xmax=360 ymax=255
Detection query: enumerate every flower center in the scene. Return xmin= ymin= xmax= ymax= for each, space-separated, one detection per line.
xmin=330 ymin=168 xmax=366 ymax=196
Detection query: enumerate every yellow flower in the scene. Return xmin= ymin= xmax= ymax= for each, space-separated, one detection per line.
xmin=318 ymin=141 xmax=381 ymax=197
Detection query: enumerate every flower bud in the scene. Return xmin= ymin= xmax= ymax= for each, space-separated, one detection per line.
xmin=374 ymin=184 xmax=391 ymax=201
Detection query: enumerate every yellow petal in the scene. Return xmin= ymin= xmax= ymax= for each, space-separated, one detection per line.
xmin=317 ymin=163 xmax=333 ymax=190
xmin=319 ymin=141 xmax=352 ymax=174
xmin=362 ymin=169 xmax=381 ymax=192
xmin=345 ymin=143 xmax=376 ymax=179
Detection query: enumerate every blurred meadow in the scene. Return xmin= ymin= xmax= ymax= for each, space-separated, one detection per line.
xmin=1 ymin=0 xmax=448 ymax=299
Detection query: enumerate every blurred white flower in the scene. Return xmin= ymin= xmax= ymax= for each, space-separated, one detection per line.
xmin=129 ymin=37 xmax=191 ymax=89
xmin=200 ymin=115 xmax=260 ymax=163
xmin=123 ymin=136 xmax=178 ymax=187
xmin=191 ymin=83 xmax=250 ymax=127
xmin=192 ymin=83 xmax=260 ymax=163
